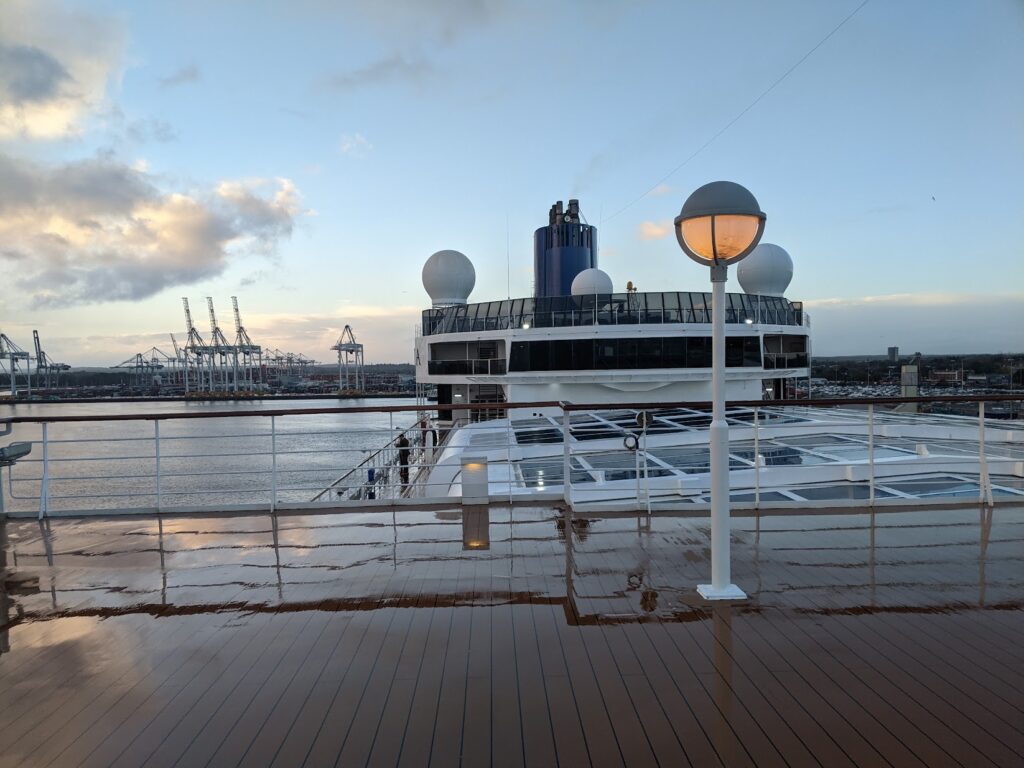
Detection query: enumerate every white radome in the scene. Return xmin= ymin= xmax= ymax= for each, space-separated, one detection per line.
xmin=570 ymin=267 xmax=613 ymax=296
xmin=737 ymin=243 xmax=793 ymax=297
xmin=422 ymin=249 xmax=476 ymax=306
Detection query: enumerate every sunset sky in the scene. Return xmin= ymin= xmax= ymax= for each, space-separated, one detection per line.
xmin=1 ymin=0 xmax=1022 ymax=366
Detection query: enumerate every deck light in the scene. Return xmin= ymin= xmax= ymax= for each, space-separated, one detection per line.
xmin=675 ymin=181 xmax=765 ymax=601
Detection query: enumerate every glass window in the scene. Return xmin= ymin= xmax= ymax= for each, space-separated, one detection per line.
xmin=550 ymin=339 xmax=572 ymax=370
xmin=663 ymin=337 xmax=686 ymax=367
xmin=725 ymin=337 xmax=744 ymax=367
xmin=595 ymin=340 xmax=617 ymax=369
xmin=619 ymin=338 xmax=638 ymax=368
xmin=529 ymin=340 xmax=550 ymax=371
xmin=687 ymin=337 xmax=711 ymax=367
xmin=572 ymin=339 xmax=594 ymax=370
xmin=509 ymin=341 xmax=529 ymax=371
xmin=639 ymin=337 xmax=662 ymax=368
xmin=743 ymin=336 xmax=761 ymax=366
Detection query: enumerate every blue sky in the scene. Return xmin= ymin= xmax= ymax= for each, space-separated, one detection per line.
xmin=1 ymin=0 xmax=1021 ymax=364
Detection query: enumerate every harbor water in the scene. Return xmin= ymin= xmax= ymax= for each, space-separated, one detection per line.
xmin=0 ymin=399 xmax=419 ymax=514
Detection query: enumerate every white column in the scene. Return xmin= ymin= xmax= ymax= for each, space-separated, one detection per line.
xmin=698 ymin=266 xmax=746 ymax=600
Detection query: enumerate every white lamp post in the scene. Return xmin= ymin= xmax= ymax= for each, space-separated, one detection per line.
xmin=674 ymin=181 xmax=766 ymax=600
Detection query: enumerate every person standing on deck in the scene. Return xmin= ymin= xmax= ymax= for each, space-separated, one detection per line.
xmin=396 ymin=433 xmax=411 ymax=485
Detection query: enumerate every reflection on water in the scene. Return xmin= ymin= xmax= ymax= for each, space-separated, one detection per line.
xmin=0 ymin=398 xmax=418 ymax=513
xmin=0 ymin=503 xmax=1019 ymax=648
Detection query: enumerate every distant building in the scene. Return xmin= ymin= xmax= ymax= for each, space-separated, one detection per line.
xmin=887 ymin=346 xmax=899 ymax=363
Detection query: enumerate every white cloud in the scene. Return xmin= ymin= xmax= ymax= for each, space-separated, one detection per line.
xmin=650 ymin=183 xmax=674 ymax=196
xmin=637 ymin=219 xmax=672 ymax=241
xmin=0 ymin=152 xmax=303 ymax=308
xmin=339 ymin=133 xmax=373 ymax=155
xmin=0 ymin=0 xmax=125 ymax=139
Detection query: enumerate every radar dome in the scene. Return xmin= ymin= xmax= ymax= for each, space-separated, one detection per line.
xmin=422 ymin=249 xmax=476 ymax=306
xmin=571 ymin=268 xmax=613 ymax=295
xmin=737 ymin=243 xmax=793 ymax=297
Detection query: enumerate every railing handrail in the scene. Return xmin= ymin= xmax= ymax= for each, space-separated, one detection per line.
xmin=2 ymin=393 xmax=1021 ymax=424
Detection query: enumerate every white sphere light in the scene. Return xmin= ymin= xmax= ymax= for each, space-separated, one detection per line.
xmin=570 ymin=268 xmax=613 ymax=296
xmin=422 ymin=249 xmax=476 ymax=306
xmin=737 ymin=243 xmax=793 ymax=297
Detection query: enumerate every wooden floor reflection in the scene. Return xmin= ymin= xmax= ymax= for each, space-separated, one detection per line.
xmin=1 ymin=504 xmax=1022 ymax=767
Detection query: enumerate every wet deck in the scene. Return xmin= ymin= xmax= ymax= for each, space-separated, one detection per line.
xmin=1 ymin=504 xmax=1022 ymax=767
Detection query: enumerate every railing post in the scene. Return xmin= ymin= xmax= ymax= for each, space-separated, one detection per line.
xmin=270 ymin=415 xmax=277 ymax=513
xmin=868 ymin=405 xmax=875 ymax=504
xmin=753 ymin=407 xmax=760 ymax=507
xmin=38 ymin=423 xmax=49 ymax=520
xmin=155 ymin=420 xmax=162 ymax=512
xmin=978 ymin=401 xmax=993 ymax=506
xmin=562 ymin=405 xmax=572 ymax=505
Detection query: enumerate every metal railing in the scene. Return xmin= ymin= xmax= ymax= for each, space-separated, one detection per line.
xmin=0 ymin=394 xmax=1020 ymax=518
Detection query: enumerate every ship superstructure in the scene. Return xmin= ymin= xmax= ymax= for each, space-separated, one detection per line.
xmin=414 ymin=199 xmax=810 ymax=424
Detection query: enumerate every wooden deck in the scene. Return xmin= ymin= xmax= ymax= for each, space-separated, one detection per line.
xmin=1 ymin=504 xmax=1022 ymax=767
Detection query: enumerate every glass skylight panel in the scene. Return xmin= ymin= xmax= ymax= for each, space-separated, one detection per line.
xmin=513 ymin=428 xmax=564 ymax=445
xmin=578 ymin=452 xmax=676 ymax=481
xmin=511 ymin=417 xmax=556 ymax=428
xmin=815 ymin=445 xmax=915 ymax=461
xmin=648 ymin=447 xmax=746 ymax=473
xmin=788 ymin=484 xmax=895 ymax=501
xmin=517 ymin=458 xmax=592 ymax=487
xmin=468 ymin=432 xmax=512 ymax=447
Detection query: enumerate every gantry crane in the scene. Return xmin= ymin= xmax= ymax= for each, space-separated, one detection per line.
xmin=332 ymin=325 xmax=365 ymax=391
xmin=0 ymin=332 xmax=31 ymax=397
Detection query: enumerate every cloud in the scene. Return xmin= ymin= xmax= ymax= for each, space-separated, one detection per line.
xmin=339 ymin=133 xmax=372 ymax=155
xmin=0 ymin=152 xmax=303 ymax=308
xmin=326 ymin=53 xmax=432 ymax=92
xmin=0 ymin=0 xmax=124 ymax=139
xmin=650 ymin=183 xmax=674 ymax=196
xmin=125 ymin=116 xmax=177 ymax=143
xmin=804 ymin=293 xmax=1024 ymax=355
xmin=158 ymin=64 xmax=201 ymax=89
xmin=0 ymin=43 xmax=72 ymax=104
xmin=637 ymin=219 xmax=672 ymax=240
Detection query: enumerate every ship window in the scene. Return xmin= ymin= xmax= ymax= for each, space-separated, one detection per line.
xmin=687 ymin=337 xmax=711 ymax=367
xmin=639 ymin=337 xmax=662 ymax=368
xmin=663 ymin=337 xmax=685 ymax=367
xmin=529 ymin=340 xmax=550 ymax=371
xmin=618 ymin=338 xmax=638 ymax=369
xmin=744 ymin=336 xmax=761 ymax=366
xmin=595 ymin=339 xmax=617 ymax=369
xmin=572 ymin=339 xmax=594 ymax=370
xmin=509 ymin=341 xmax=529 ymax=371
xmin=550 ymin=339 xmax=572 ymax=370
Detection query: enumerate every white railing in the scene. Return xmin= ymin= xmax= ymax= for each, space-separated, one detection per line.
xmin=0 ymin=396 xmax=1020 ymax=518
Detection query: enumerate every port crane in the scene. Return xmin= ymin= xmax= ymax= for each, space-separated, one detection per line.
xmin=32 ymin=331 xmax=71 ymax=389
xmin=332 ymin=325 xmax=365 ymax=391
xmin=0 ymin=332 xmax=31 ymax=397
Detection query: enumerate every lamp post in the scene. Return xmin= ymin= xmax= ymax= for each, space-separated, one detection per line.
xmin=674 ymin=181 xmax=766 ymax=600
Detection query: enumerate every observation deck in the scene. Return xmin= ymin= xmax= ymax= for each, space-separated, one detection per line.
xmin=421 ymin=291 xmax=806 ymax=336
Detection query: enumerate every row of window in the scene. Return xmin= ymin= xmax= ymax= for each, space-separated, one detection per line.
xmin=508 ymin=336 xmax=765 ymax=372
xmin=422 ymin=292 xmax=803 ymax=335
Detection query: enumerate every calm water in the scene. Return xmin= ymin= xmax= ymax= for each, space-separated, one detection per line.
xmin=0 ymin=398 xmax=419 ymax=513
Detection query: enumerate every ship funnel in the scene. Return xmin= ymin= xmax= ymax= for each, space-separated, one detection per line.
xmin=534 ymin=199 xmax=597 ymax=297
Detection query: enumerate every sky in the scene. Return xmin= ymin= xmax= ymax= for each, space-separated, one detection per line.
xmin=0 ymin=0 xmax=1022 ymax=366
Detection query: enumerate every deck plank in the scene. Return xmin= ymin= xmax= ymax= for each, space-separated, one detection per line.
xmin=2 ymin=505 xmax=1023 ymax=768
